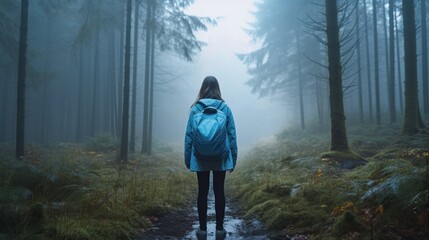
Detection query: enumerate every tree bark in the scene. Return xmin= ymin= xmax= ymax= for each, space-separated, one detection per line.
xmin=356 ymin=0 xmax=364 ymax=124
xmin=16 ymin=0 xmax=30 ymax=158
xmin=388 ymin=0 xmax=396 ymax=123
xmin=116 ymin=10 xmax=126 ymax=139
xmin=422 ymin=0 xmax=429 ymax=114
xmin=119 ymin=0 xmax=132 ymax=162
xmin=372 ymin=0 xmax=381 ymax=125
xmin=297 ymin=29 xmax=305 ymax=129
xmin=325 ymin=0 xmax=349 ymax=151
xmin=142 ymin=0 xmax=153 ymax=154
xmin=130 ymin=0 xmax=139 ymax=153
xmin=395 ymin=6 xmax=404 ymax=114
xmin=108 ymin=28 xmax=117 ymax=135
xmin=91 ymin=32 xmax=100 ymax=137
xmin=148 ymin=26 xmax=155 ymax=155
xmin=363 ymin=0 xmax=373 ymax=122
xmin=76 ymin=47 xmax=85 ymax=142
xmin=402 ymin=0 xmax=419 ymax=135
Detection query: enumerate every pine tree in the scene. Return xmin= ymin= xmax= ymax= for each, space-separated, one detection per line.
xmin=16 ymin=0 xmax=30 ymax=158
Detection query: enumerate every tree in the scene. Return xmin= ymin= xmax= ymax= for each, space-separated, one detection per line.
xmin=363 ymin=0 xmax=373 ymax=122
xmin=372 ymin=0 xmax=381 ymax=125
xmin=325 ymin=0 xmax=349 ymax=151
xmin=297 ymin=29 xmax=305 ymax=129
xmin=388 ymin=0 xmax=396 ymax=123
xmin=141 ymin=0 xmax=214 ymax=154
xmin=402 ymin=0 xmax=420 ymax=135
xmin=141 ymin=0 xmax=153 ymax=154
xmin=238 ymin=0 xmax=316 ymax=127
xmin=119 ymin=0 xmax=132 ymax=162
xmin=422 ymin=0 xmax=428 ymax=114
xmin=394 ymin=5 xmax=404 ymax=114
xmin=15 ymin=0 xmax=29 ymax=158
xmin=91 ymin=32 xmax=100 ymax=137
xmin=319 ymin=0 xmax=366 ymax=168
xmin=130 ymin=0 xmax=140 ymax=153
xmin=356 ymin=0 xmax=364 ymax=123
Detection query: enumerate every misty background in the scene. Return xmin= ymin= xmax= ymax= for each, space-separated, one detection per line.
xmin=1 ymin=0 xmax=290 ymax=154
xmin=1 ymin=0 xmax=428 ymax=157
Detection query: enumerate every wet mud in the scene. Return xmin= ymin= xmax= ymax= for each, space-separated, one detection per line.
xmin=138 ymin=183 xmax=268 ymax=240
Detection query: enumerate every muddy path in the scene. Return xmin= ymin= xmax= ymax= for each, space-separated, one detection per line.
xmin=138 ymin=183 xmax=268 ymax=240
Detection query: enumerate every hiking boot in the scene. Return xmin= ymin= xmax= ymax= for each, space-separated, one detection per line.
xmin=196 ymin=229 xmax=207 ymax=238
xmin=215 ymin=228 xmax=227 ymax=237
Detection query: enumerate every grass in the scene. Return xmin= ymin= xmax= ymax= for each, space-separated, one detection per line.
xmin=0 ymin=139 xmax=195 ymax=240
xmin=227 ymin=123 xmax=429 ymax=239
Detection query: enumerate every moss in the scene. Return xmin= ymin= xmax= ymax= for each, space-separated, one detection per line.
xmin=0 ymin=144 xmax=195 ymax=240
xmin=246 ymin=199 xmax=281 ymax=218
xmin=321 ymin=150 xmax=367 ymax=169
xmin=83 ymin=133 xmax=119 ymax=151
xmin=301 ymin=184 xmax=338 ymax=206
xmin=47 ymin=218 xmax=91 ymax=240
xmin=0 ymin=186 xmax=33 ymax=204
xmin=264 ymin=184 xmax=292 ymax=197
xmin=332 ymin=210 xmax=366 ymax=237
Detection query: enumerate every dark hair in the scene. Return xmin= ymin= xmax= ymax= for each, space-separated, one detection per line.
xmin=194 ymin=76 xmax=223 ymax=105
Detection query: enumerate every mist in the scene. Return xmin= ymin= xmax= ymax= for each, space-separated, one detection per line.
xmin=154 ymin=0 xmax=289 ymax=151
xmin=1 ymin=0 xmax=429 ymax=239
xmin=1 ymin=0 xmax=291 ymax=154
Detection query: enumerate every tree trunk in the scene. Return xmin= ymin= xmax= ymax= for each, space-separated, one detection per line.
xmin=372 ymin=0 xmax=381 ymax=125
xmin=16 ymin=0 xmax=30 ymax=158
xmin=356 ymin=0 xmax=364 ymax=124
xmin=116 ymin=10 xmax=126 ymax=139
xmin=422 ymin=0 xmax=429 ymax=115
xmin=130 ymin=0 xmax=139 ymax=153
xmin=297 ymin=29 xmax=305 ymax=129
xmin=142 ymin=0 xmax=153 ymax=154
xmin=363 ymin=0 xmax=373 ymax=122
xmin=388 ymin=0 xmax=396 ymax=123
xmin=325 ymin=0 xmax=349 ymax=151
xmin=148 ymin=19 xmax=155 ymax=155
xmin=119 ymin=0 xmax=132 ymax=162
xmin=91 ymin=33 xmax=100 ymax=137
xmin=76 ymin=47 xmax=85 ymax=142
xmin=108 ymin=29 xmax=117 ymax=135
xmin=395 ymin=5 xmax=404 ymax=114
xmin=402 ymin=0 xmax=419 ymax=135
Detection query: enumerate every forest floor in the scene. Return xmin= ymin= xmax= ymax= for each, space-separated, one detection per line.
xmin=138 ymin=181 xmax=270 ymax=240
xmin=141 ymin=121 xmax=429 ymax=240
xmin=1 ymin=122 xmax=429 ymax=239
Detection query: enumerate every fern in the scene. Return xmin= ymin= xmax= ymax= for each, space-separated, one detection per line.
xmin=361 ymin=164 xmax=427 ymax=214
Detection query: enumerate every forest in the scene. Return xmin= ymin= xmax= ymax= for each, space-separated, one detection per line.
xmin=0 ymin=0 xmax=429 ymax=239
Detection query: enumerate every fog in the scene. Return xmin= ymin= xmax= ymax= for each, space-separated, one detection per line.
xmin=153 ymin=0 xmax=289 ymax=151
xmin=1 ymin=0 xmax=429 ymax=158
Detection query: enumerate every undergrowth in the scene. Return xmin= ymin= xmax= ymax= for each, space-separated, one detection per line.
xmin=228 ymin=123 xmax=429 ymax=239
xmin=0 ymin=139 xmax=195 ymax=240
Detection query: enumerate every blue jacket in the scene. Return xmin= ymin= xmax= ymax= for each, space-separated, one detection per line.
xmin=184 ymin=98 xmax=237 ymax=172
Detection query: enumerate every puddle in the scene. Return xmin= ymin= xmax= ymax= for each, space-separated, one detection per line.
xmin=182 ymin=180 xmax=268 ymax=240
xmin=139 ymin=176 xmax=269 ymax=240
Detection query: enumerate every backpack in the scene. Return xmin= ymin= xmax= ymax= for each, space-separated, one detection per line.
xmin=192 ymin=101 xmax=229 ymax=161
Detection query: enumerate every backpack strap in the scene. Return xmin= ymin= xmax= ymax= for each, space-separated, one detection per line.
xmin=195 ymin=101 xmax=207 ymax=112
xmin=195 ymin=100 xmax=226 ymax=113
xmin=217 ymin=101 xmax=226 ymax=111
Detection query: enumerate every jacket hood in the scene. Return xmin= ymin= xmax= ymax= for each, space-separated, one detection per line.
xmin=198 ymin=98 xmax=224 ymax=107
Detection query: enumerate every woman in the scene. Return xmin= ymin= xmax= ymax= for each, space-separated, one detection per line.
xmin=184 ymin=76 xmax=238 ymax=237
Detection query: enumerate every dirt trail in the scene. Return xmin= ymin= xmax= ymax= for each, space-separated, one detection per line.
xmin=138 ymin=181 xmax=268 ymax=240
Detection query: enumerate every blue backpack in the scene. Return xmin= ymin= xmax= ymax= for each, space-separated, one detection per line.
xmin=192 ymin=101 xmax=229 ymax=161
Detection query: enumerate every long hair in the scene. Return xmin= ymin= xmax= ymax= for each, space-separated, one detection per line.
xmin=193 ymin=76 xmax=223 ymax=106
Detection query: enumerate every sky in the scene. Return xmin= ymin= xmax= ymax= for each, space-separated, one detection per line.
xmin=154 ymin=0 xmax=290 ymax=153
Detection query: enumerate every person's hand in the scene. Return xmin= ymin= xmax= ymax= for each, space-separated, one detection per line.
xmin=229 ymin=168 xmax=234 ymax=173
xmin=186 ymin=164 xmax=190 ymax=169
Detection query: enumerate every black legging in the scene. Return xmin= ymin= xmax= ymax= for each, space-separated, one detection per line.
xmin=197 ymin=171 xmax=226 ymax=231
